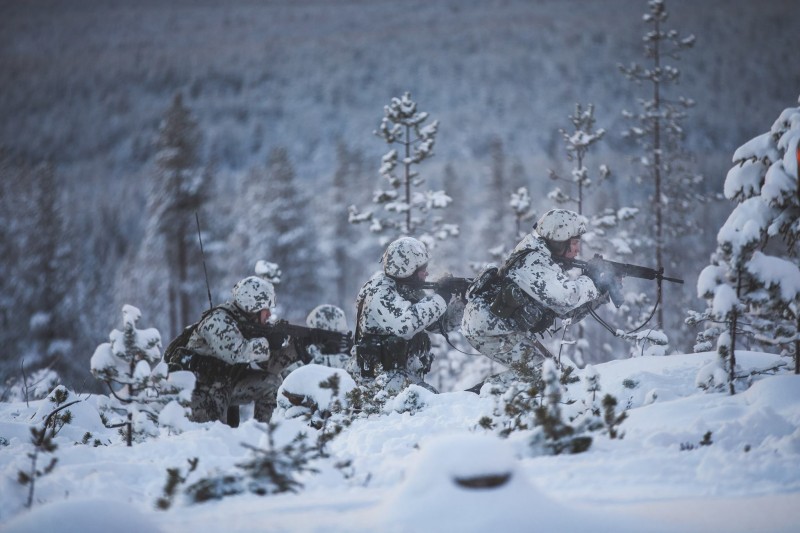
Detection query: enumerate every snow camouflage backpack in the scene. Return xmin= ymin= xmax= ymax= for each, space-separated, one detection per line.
xmin=468 ymin=247 xmax=553 ymax=333
xmin=164 ymin=306 xmax=226 ymax=371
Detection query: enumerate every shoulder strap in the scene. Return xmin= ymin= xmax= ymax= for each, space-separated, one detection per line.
xmin=354 ymin=296 xmax=366 ymax=343
xmin=498 ymin=247 xmax=536 ymax=278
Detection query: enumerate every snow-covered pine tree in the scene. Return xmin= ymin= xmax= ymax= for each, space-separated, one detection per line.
xmin=223 ymin=146 xmax=321 ymax=322
xmin=348 ymin=91 xmax=458 ymax=250
xmin=322 ymin=141 xmax=377 ymax=315
xmin=545 ymin=103 xmax=646 ymax=364
xmin=546 ymin=102 xmax=637 ymax=261
xmin=619 ymin=0 xmax=698 ymax=332
xmin=479 ymin=137 xmax=515 ymax=262
xmin=430 ymin=162 xmax=469 ymax=277
xmin=692 ymin=96 xmax=800 ymax=387
xmin=548 ymin=103 xmax=611 ymax=216
xmin=1 ymin=162 xmax=78 ymax=384
xmin=91 ymin=305 xmax=194 ymax=444
xmin=509 ymin=186 xmax=535 ymax=243
xmin=124 ymin=93 xmax=210 ymax=339
xmin=262 ymin=147 xmax=321 ymax=321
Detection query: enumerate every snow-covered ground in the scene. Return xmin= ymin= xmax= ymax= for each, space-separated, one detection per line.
xmin=2 ymin=351 xmax=799 ymax=533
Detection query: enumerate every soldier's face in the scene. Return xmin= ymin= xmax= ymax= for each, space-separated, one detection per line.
xmin=415 ymin=264 xmax=429 ymax=281
xmin=258 ymin=309 xmax=271 ymax=324
xmin=564 ymin=237 xmax=581 ymax=259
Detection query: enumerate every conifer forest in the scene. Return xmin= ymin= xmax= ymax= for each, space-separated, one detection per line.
xmin=2 ymin=0 xmax=799 ymax=392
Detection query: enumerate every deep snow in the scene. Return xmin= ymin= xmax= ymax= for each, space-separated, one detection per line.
xmin=2 ymin=351 xmax=799 ymax=533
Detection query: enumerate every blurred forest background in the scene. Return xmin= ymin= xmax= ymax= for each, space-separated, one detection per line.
xmin=1 ymin=0 xmax=798 ymax=391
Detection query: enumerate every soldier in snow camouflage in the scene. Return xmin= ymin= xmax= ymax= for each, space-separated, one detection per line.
xmin=462 ymin=209 xmax=619 ymax=378
xmin=177 ymin=276 xmax=300 ymax=425
xmin=353 ymin=237 xmax=462 ymax=392
xmin=281 ymin=304 xmax=354 ymax=379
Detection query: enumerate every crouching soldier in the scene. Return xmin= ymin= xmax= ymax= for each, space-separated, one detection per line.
xmin=281 ymin=304 xmax=353 ymax=379
xmin=461 ymin=209 xmax=619 ymax=387
xmin=167 ymin=276 xmax=299 ymax=425
xmin=353 ymin=236 xmax=460 ymax=392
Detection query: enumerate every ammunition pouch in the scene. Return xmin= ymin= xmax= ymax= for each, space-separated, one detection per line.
xmin=488 ymin=281 xmax=554 ymax=333
xmin=355 ymin=331 xmax=431 ymax=378
xmin=466 ymin=266 xmax=500 ymax=299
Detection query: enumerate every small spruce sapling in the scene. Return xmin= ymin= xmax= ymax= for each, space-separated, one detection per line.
xmin=91 ymin=304 xmax=194 ymax=445
xmin=185 ymin=423 xmax=318 ymax=503
xmin=156 ymin=458 xmax=199 ymax=510
xmin=18 ymin=426 xmax=58 ymax=509
xmin=601 ymin=394 xmax=627 ymax=439
xmin=529 ymin=360 xmax=592 ymax=455
xmin=18 ymin=386 xmax=82 ymax=509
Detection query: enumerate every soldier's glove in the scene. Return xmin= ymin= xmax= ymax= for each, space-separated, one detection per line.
xmin=434 ymin=276 xmax=456 ymax=302
xmin=586 ymin=259 xmax=624 ymax=308
xmin=586 ymin=258 xmax=613 ymax=291
xmin=246 ymin=338 xmax=271 ymax=370
xmin=607 ymin=276 xmax=625 ymax=308
xmin=435 ymin=285 xmax=455 ymax=303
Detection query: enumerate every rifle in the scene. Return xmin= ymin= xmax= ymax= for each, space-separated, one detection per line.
xmin=238 ymin=320 xmax=354 ymax=364
xmin=566 ymin=254 xmax=684 ymax=307
xmin=401 ymin=276 xmax=474 ymax=301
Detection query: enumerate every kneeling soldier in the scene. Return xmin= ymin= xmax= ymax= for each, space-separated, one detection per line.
xmin=353 ymin=237 xmax=460 ymax=392
xmin=168 ymin=276 xmax=298 ymax=425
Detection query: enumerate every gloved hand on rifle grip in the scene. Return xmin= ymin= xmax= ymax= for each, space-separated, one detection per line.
xmin=607 ymin=277 xmax=625 ymax=308
xmin=586 ymin=258 xmax=613 ymax=291
xmin=246 ymin=338 xmax=271 ymax=370
xmin=435 ymin=283 xmax=455 ymax=303
xmin=433 ymin=275 xmax=455 ymax=302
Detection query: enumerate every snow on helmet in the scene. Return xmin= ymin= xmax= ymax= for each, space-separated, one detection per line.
xmin=535 ymin=209 xmax=587 ymax=242
xmin=232 ymin=276 xmax=275 ymax=313
xmin=306 ymin=304 xmax=348 ymax=333
xmin=382 ymin=237 xmax=430 ymax=279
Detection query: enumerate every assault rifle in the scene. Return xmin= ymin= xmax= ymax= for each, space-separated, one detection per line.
xmin=402 ymin=276 xmax=474 ymax=301
xmin=566 ymin=255 xmax=684 ymax=307
xmin=238 ymin=320 xmax=354 ymax=364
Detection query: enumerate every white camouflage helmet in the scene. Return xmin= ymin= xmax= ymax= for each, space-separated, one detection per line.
xmin=536 ymin=209 xmax=587 ymax=242
xmin=306 ymin=304 xmax=348 ymax=333
xmin=382 ymin=237 xmax=430 ymax=278
xmin=232 ymin=276 xmax=275 ymax=313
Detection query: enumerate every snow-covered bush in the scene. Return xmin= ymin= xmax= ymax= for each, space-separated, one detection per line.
xmin=276 ymin=364 xmax=356 ymax=428
xmin=2 ymin=367 xmax=60 ymax=403
xmin=691 ymin=95 xmax=800 ymax=391
xmin=184 ymin=423 xmax=318 ymax=503
xmin=528 ymin=359 xmax=593 ymax=455
xmin=90 ymin=304 xmax=194 ymax=444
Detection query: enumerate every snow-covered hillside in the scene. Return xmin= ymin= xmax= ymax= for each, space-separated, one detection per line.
xmin=2 ymin=351 xmax=798 ymax=532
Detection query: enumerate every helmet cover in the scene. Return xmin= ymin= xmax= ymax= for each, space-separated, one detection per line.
xmin=536 ymin=209 xmax=587 ymax=242
xmin=306 ymin=304 xmax=348 ymax=333
xmin=232 ymin=276 xmax=275 ymax=313
xmin=382 ymin=237 xmax=430 ymax=278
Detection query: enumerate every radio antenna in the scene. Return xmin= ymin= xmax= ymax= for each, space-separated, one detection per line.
xmin=195 ymin=211 xmax=213 ymax=309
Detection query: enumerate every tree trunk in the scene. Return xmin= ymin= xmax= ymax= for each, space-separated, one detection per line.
xmin=653 ymin=14 xmax=664 ymax=331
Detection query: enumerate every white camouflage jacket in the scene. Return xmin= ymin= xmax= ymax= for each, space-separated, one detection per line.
xmin=506 ymin=232 xmax=601 ymax=317
xmin=463 ymin=233 xmax=604 ymax=339
xmin=356 ymin=272 xmax=448 ymax=339
xmin=185 ymin=302 xmax=270 ymax=365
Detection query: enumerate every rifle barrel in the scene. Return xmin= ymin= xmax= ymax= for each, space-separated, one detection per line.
xmin=570 ymin=258 xmax=683 ymax=284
